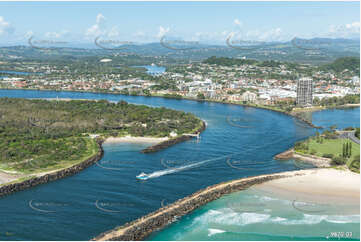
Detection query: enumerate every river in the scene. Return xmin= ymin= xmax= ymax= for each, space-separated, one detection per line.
xmin=0 ymin=89 xmax=359 ymax=240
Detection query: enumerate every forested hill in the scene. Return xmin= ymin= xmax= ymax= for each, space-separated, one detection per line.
xmin=0 ymin=98 xmax=202 ymax=173
xmin=321 ymin=57 xmax=360 ymax=74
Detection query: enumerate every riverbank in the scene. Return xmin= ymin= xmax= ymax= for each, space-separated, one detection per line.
xmin=104 ymin=136 xmax=169 ymax=144
xmin=0 ymin=139 xmax=104 ymax=198
xmin=0 ymin=87 xmax=324 ymax=129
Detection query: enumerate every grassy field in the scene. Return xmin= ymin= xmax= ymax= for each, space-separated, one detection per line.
xmin=296 ymin=137 xmax=360 ymax=171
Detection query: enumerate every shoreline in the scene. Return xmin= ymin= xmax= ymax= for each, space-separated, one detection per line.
xmin=93 ymin=168 xmax=360 ymax=241
xmin=104 ymin=136 xmax=169 ymax=144
xmin=92 ymin=170 xmax=295 ymax=241
xmin=0 ymin=139 xmax=104 ymax=198
xmin=1 ymin=87 xmax=350 ymax=129
xmin=274 ymin=148 xmax=332 ymax=168
xmin=0 ymin=97 xmax=206 ymax=197
xmin=254 ymin=168 xmax=359 ymax=209
xmin=141 ymin=120 xmax=206 ymax=153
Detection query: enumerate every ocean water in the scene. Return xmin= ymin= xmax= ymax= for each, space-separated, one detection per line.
xmin=148 ymin=189 xmax=360 ymax=241
xmin=0 ymin=89 xmax=359 ymax=241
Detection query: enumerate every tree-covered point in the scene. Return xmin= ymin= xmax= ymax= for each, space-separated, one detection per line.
xmin=0 ymin=98 xmax=202 ymax=172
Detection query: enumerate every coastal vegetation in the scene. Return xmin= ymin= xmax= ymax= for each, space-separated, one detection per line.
xmin=313 ymin=94 xmax=360 ymax=107
xmin=0 ymin=98 xmax=202 ymax=173
xmin=294 ymin=130 xmax=360 ymax=172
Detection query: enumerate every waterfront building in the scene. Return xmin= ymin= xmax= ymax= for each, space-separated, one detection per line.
xmin=296 ymin=77 xmax=313 ymax=106
xmin=241 ymin=91 xmax=257 ymax=103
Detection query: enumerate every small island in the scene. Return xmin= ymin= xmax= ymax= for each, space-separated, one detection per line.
xmin=0 ymin=98 xmax=205 ymax=196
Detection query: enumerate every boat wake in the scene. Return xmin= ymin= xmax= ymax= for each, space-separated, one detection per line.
xmin=143 ymin=136 xmax=295 ymax=180
xmin=147 ymin=157 xmax=220 ymax=179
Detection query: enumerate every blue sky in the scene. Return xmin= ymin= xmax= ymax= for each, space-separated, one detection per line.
xmin=0 ymin=1 xmax=359 ymax=46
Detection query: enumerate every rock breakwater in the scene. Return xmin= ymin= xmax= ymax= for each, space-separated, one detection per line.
xmin=92 ymin=171 xmax=306 ymax=241
xmin=0 ymin=140 xmax=104 ymax=198
xmin=141 ymin=121 xmax=206 ymax=153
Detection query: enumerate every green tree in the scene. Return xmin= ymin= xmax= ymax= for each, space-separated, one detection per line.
xmin=197 ymin=93 xmax=205 ymax=100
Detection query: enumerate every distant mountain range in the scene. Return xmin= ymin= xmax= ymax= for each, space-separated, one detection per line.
xmin=0 ymin=37 xmax=359 ymax=65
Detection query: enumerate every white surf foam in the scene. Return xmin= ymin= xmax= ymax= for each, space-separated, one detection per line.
xmin=208 ymin=228 xmax=226 ymax=237
xmin=191 ymin=208 xmax=360 ymax=228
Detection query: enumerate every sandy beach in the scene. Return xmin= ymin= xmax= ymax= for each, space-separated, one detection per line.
xmin=94 ymin=168 xmax=360 ymax=240
xmin=254 ymin=168 xmax=360 ymax=208
xmin=104 ymin=136 xmax=169 ymax=144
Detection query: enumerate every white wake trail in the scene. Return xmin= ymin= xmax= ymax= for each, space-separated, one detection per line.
xmin=147 ymin=153 xmax=234 ymax=179
xmin=146 ymin=136 xmax=293 ymax=179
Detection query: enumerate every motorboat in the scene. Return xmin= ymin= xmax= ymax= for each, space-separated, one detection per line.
xmin=136 ymin=172 xmax=149 ymax=180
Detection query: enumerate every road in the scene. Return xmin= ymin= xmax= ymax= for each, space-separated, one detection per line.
xmin=338 ymin=130 xmax=360 ymax=144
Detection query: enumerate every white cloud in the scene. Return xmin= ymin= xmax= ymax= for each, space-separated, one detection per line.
xmin=86 ymin=13 xmax=106 ymax=37
xmin=44 ymin=30 xmax=69 ymax=39
xmin=234 ymin=19 xmax=243 ymax=27
xmin=0 ymin=16 xmax=14 ymax=36
xmin=157 ymin=26 xmax=170 ymax=38
xmin=24 ymin=30 xmax=34 ymax=39
xmin=258 ymin=27 xmax=283 ymax=41
xmin=107 ymin=26 xmax=119 ymax=38
xmin=133 ymin=31 xmax=145 ymax=38
xmin=229 ymin=27 xmax=286 ymax=42
xmin=328 ymin=21 xmax=360 ymax=38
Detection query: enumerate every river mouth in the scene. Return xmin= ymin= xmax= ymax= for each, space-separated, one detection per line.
xmin=0 ymin=89 xmax=359 ymax=241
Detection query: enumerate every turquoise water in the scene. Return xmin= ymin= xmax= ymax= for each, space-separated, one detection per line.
xmin=148 ymin=188 xmax=360 ymax=241
xmin=0 ymin=89 xmax=358 ymax=240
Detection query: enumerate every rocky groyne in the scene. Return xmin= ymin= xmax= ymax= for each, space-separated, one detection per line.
xmin=92 ymin=171 xmax=306 ymax=241
xmin=274 ymin=148 xmax=331 ymax=168
xmin=141 ymin=121 xmax=206 ymax=153
xmin=0 ymin=139 xmax=104 ymax=198
xmin=274 ymin=148 xmax=295 ymax=160
xmin=293 ymin=115 xmax=323 ymax=129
